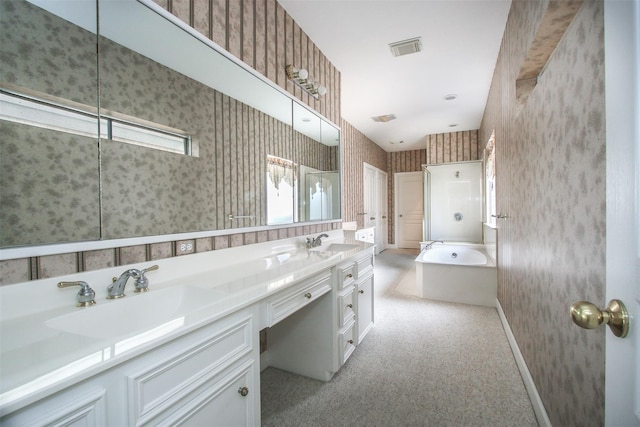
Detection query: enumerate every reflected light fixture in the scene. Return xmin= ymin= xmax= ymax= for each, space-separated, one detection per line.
xmin=285 ymin=64 xmax=327 ymax=99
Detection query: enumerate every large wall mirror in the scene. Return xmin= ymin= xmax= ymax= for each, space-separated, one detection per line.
xmin=0 ymin=0 xmax=341 ymax=249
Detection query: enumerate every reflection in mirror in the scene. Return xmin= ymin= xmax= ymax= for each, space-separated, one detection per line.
xmin=267 ymin=156 xmax=295 ymax=225
xmin=0 ymin=0 xmax=341 ymax=250
xmin=0 ymin=0 xmax=100 ymax=247
xmin=99 ymin=0 xmax=295 ymax=238
xmin=293 ymin=103 xmax=340 ymax=222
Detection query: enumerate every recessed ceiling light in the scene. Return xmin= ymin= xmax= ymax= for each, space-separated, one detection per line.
xmin=449 ymin=124 xmax=458 ymax=127
xmin=371 ymin=114 xmax=397 ymax=123
xmin=444 ymin=94 xmax=457 ymax=101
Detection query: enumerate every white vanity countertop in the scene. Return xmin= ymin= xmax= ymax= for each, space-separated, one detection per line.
xmin=0 ymin=231 xmax=373 ymax=415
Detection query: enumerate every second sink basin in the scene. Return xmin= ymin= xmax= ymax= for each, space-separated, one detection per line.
xmin=311 ymin=243 xmax=360 ymax=253
xmin=45 ymin=285 xmax=223 ymax=340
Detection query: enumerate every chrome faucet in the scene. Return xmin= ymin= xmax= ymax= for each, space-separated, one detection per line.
xmin=423 ymin=240 xmax=444 ymax=250
xmin=306 ymin=233 xmax=329 ymax=248
xmin=107 ymin=265 xmax=159 ymax=299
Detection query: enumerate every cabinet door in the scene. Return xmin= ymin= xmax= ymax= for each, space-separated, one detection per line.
xmin=0 ymin=389 xmax=107 ymax=427
xmin=152 ymin=360 xmax=258 ymax=427
xmin=356 ymin=273 xmax=374 ymax=344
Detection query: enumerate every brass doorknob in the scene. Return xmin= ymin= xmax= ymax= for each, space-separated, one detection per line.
xmin=570 ymin=299 xmax=629 ymax=338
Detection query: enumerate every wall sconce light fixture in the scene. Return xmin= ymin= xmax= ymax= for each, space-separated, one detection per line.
xmin=285 ymin=64 xmax=327 ymax=99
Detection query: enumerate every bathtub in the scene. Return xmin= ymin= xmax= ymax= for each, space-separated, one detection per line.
xmin=415 ymin=244 xmax=497 ymax=307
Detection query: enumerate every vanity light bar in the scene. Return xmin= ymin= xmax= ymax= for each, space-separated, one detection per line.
xmin=285 ymin=65 xmax=327 ymax=100
xmin=0 ymin=90 xmax=191 ymax=156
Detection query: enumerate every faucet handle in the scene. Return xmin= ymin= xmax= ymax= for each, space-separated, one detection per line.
xmin=134 ymin=265 xmax=159 ymax=293
xmin=141 ymin=265 xmax=159 ymax=275
xmin=58 ymin=281 xmax=96 ymax=307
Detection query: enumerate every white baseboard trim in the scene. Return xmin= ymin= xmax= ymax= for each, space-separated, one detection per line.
xmin=496 ymin=299 xmax=552 ymax=427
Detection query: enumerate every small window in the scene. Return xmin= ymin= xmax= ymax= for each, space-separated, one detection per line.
xmin=266 ymin=155 xmax=295 ymax=225
xmin=0 ymin=89 xmax=192 ymax=155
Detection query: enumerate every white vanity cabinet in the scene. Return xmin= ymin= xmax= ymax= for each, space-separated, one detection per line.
xmin=0 ymin=307 xmax=260 ymax=427
xmin=355 ymin=253 xmax=375 ymax=344
xmin=335 ymin=250 xmax=375 ymax=365
xmin=262 ymin=249 xmax=375 ymax=380
xmin=262 ymin=271 xmax=336 ymax=381
xmin=0 ymin=236 xmax=376 ymax=426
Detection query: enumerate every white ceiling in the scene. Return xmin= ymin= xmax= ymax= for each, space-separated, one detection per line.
xmin=278 ymin=0 xmax=512 ymax=152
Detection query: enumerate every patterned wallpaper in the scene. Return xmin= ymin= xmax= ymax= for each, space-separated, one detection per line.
xmin=340 ymin=120 xmax=388 ymax=227
xmin=153 ymin=0 xmax=341 ymax=126
xmin=0 ymin=123 xmax=101 ymax=246
xmin=426 ymin=130 xmax=479 ymax=165
xmin=479 ymin=1 xmax=606 ymax=425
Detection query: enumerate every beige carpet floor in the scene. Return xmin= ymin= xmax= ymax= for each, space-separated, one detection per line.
xmin=261 ymin=249 xmax=538 ymax=427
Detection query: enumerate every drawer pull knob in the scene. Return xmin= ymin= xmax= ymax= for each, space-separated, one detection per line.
xmin=346 ymin=273 xmax=353 ymax=278
xmin=359 ymin=290 xmax=365 ymax=294
xmin=238 ymin=387 xmax=249 ymax=397
xmin=347 ymin=304 xmax=353 ymax=308
xmin=347 ymin=339 xmax=354 ymax=344
xmin=304 ymin=292 xmax=312 ymax=299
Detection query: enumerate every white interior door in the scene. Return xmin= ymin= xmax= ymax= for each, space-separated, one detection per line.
xmin=604 ymin=1 xmax=639 ymax=424
xmin=395 ymin=172 xmax=423 ymax=249
xmin=376 ymin=171 xmax=388 ymax=252
xmin=363 ymin=164 xmax=376 ymax=230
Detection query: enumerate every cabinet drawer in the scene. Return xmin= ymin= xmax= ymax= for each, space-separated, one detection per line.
xmin=339 ymin=321 xmax=357 ymax=365
xmin=356 ymin=254 xmax=374 ymax=277
xmin=128 ymin=312 xmax=254 ymax=425
xmin=265 ymin=272 xmax=332 ymax=327
xmin=336 ymin=263 xmax=356 ymax=290
xmin=338 ymin=289 xmax=355 ymax=328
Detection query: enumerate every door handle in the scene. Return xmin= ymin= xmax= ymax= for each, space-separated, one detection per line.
xmin=491 ymin=213 xmax=509 ymax=219
xmin=370 ymin=217 xmax=375 ymax=220
xmin=382 ymin=216 xmax=387 ymax=219
xmin=399 ymin=214 xmax=403 ymax=218
xmin=570 ymin=299 xmax=629 ymax=338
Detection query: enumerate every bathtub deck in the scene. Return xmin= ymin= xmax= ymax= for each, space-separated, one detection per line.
xmin=416 ymin=248 xmax=497 ymax=307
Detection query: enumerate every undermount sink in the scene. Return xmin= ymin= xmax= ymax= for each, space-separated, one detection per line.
xmin=310 ymin=243 xmax=360 ymax=253
xmin=45 ymin=285 xmax=224 ymax=340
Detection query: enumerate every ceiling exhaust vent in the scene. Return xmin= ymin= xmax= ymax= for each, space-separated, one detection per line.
xmin=389 ymin=37 xmax=422 ymax=57
xmin=371 ymin=114 xmax=397 ymax=123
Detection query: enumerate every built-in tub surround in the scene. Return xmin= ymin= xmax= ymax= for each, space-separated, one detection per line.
xmin=483 ymin=223 xmax=497 ymax=265
xmin=415 ymin=244 xmax=497 ymax=307
xmin=0 ymin=230 xmax=372 ymax=416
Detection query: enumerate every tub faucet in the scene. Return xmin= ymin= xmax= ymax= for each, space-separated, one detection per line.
xmin=423 ymin=240 xmax=444 ymax=250
xmin=107 ymin=265 xmax=159 ymax=299
xmin=306 ymin=233 xmax=329 ymax=248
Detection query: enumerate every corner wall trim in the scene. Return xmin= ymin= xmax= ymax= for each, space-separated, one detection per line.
xmin=496 ymin=299 xmax=552 ymax=427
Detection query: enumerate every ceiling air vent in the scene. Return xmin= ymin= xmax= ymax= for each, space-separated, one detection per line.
xmin=389 ymin=37 xmax=423 ymax=57
xmin=371 ymin=114 xmax=397 ymax=123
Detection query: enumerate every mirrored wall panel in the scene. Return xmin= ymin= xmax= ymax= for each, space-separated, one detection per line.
xmin=0 ymin=0 xmax=101 ymax=247
xmin=0 ymin=0 xmax=340 ymax=249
